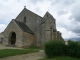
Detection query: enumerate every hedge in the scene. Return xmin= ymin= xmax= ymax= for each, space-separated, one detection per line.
xmin=45 ymin=40 xmax=80 ymax=58
xmin=45 ymin=40 xmax=65 ymax=58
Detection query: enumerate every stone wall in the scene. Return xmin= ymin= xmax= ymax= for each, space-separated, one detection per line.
xmin=0 ymin=32 xmax=3 ymax=43
xmin=52 ymin=32 xmax=57 ymax=40
xmin=16 ymin=8 xmax=43 ymax=34
xmin=56 ymin=31 xmax=64 ymax=41
xmin=15 ymin=8 xmax=43 ymax=47
xmin=23 ymin=32 xmax=35 ymax=47
xmin=3 ymin=20 xmax=23 ymax=47
xmin=3 ymin=8 xmax=64 ymax=47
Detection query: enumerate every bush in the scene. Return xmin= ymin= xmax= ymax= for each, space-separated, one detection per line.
xmin=45 ymin=40 xmax=65 ymax=58
xmin=77 ymin=44 xmax=80 ymax=58
xmin=44 ymin=40 xmax=80 ymax=58
xmin=66 ymin=40 xmax=80 ymax=58
xmin=67 ymin=40 xmax=77 ymax=57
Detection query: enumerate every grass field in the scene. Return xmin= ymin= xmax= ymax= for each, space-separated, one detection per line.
xmin=0 ymin=49 xmax=39 ymax=58
xmin=39 ymin=56 xmax=80 ymax=60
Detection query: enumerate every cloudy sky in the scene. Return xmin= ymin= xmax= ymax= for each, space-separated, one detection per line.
xmin=0 ymin=0 xmax=80 ymax=40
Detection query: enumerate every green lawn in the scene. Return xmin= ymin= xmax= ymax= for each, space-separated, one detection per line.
xmin=39 ymin=56 xmax=80 ymax=60
xmin=0 ymin=49 xmax=39 ymax=58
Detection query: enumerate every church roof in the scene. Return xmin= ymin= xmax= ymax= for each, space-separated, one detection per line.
xmin=14 ymin=20 xmax=34 ymax=35
xmin=43 ymin=11 xmax=55 ymax=20
xmin=15 ymin=7 xmax=43 ymax=20
xmin=45 ymin=12 xmax=53 ymax=17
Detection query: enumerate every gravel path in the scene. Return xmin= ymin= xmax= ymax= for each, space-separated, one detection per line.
xmin=0 ymin=44 xmax=22 ymax=50
xmin=0 ymin=50 xmax=45 ymax=60
xmin=0 ymin=44 xmax=45 ymax=60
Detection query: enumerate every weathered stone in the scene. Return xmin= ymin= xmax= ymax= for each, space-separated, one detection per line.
xmin=2 ymin=7 xmax=64 ymax=47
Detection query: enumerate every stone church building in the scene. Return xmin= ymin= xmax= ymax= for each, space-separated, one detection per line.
xmin=2 ymin=7 xmax=63 ymax=47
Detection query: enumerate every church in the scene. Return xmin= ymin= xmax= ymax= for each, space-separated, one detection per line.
xmin=2 ymin=7 xmax=63 ymax=47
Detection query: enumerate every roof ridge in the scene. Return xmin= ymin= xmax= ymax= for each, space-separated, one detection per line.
xmin=15 ymin=7 xmax=43 ymax=20
xmin=25 ymin=8 xmax=43 ymax=18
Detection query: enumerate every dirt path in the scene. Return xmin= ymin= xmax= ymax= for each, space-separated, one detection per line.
xmin=0 ymin=44 xmax=45 ymax=60
xmin=0 ymin=50 xmax=45 ymax=60
xmin=0 ymin=44 xmax=22 ymax=50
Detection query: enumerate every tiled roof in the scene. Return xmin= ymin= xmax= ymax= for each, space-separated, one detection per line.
xmin=14 ymin=20 xmax=34 ymax=35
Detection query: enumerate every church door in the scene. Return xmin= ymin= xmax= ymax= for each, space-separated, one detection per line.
xmin=9 ymin=32 xmax=16 ymax=46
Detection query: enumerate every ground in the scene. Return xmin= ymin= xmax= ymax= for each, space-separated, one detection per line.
xmin=0 ymin=44 xmax=45 ymax=60
xmin=0 ymin=44 xmax=22 ymax=50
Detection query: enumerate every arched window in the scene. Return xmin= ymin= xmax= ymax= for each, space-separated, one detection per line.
xmin=9 ymin=32 xmax=16 ymax=45
xmin=24 ymin=17 xmax=26 ymax=23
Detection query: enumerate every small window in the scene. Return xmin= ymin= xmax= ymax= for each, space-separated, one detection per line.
xmin=54 ymin=21 xmax=55 ymax=24
xmin=47 ymin=14 xmax=48 ymax=17
xmin=24 ymin=17 xmax=26 ymax=23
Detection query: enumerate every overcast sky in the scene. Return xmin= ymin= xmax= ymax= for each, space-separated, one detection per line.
xmin=0 ymin=0 xmax=80 ymax=40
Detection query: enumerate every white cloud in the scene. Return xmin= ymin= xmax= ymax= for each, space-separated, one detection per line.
xmin=0 ymin=0 xmax=80 ymax=40
xmin=57 ymin=27 xmax=78 ymax=39
xmin=0 ymin=24 xmax=6 ymax=32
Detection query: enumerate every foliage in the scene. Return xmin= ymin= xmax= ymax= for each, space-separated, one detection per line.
xmin=39 ymin=56 xmax=80 ymax=60
xmin=45 ymin=40 xmax=65 ymax=58
xmin=44 ymin=39 xmax=80 ymax=58
xmin=66 ymin=40 xmax=80 ymax=58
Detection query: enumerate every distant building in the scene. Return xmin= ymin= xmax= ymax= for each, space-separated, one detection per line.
xmin=65 ymin=41 xmax=68 ymax=45
xmin=0 ymin=32 xmax=3 ymax=43
xmin=2 ymin=7 xmax=63 ymax=47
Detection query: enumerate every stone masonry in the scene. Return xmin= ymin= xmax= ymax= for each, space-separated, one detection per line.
xmin=2 ymin=7 xmax=64 ymax=47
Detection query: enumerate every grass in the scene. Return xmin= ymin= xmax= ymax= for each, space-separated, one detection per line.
xmin=0 ymin=49 xmax=39 ymax=58
xmin=39 ymin=56 xmax=80 ymax=60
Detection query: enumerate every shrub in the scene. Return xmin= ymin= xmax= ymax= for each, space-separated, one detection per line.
xmin=45 ymin=40 xmax=80 ymax=58
xmin=66 ymin=41 xmax=77 ymax=57
xmin=77 ymin=43 xmax=80 ymax=58
xmin=66 ymin=40 xmax=80 ymax=58
xmin=45 ymin=40 xmax=65 ymax=58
